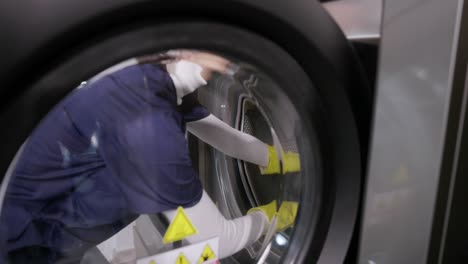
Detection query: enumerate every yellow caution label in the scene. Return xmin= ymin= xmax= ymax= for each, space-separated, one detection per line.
xmin=163 ymin=206 xmax=198 ymax=244
xmin=149 ymin=260 xmax=156 ymax=264
xmin=197 ymin=244 xmax=216 ymax=263
xmin=175 ymin=253 xmax=190 ymax=264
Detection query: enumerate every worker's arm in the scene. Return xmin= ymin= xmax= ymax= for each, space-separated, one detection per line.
xmin=162 ymin=190 xmax=268 ymax=259
xmin=187 ymin=114 xmax=301 ymax=174
xmin=186 ymin=114 xmax=269 ymax=167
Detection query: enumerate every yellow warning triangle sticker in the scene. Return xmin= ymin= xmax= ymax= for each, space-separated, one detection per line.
xmin=175 ymin=253 xmax=190 ymax=264
xmin=197 ymin=244 xmax=217 ymax=263
xmin=163 ymin=206 xmax=198 ymax=244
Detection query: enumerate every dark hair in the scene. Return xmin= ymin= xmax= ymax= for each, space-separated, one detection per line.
xmin=136 ymin=53 xmax=177 ymax=65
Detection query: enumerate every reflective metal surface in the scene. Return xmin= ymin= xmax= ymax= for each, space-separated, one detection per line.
xmin=323 ymin=0 xmax=382 ymax=43
xmin=358 ymin=0 xmax=465 ymax=263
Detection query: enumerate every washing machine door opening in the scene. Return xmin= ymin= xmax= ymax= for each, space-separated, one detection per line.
xmin=0 ymin=11 xmax=366 ymax=262
xmin=194 ymin=63 xmax=306 ymax=263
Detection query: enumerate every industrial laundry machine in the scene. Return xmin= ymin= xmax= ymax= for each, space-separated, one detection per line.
xmin=0 ymin=0 xmax=466 ymax=263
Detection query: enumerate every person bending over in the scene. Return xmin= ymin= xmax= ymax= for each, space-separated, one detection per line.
xmin=1 ymin=51 xmax=299 ymax=263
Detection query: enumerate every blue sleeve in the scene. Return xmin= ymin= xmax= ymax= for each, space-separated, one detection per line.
xmin=100 ymin=110 xmax=203 ymax=214
xmin=178 ymin=92 xmax=210 ymax=122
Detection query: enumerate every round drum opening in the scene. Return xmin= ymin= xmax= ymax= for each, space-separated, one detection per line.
xmin=0 ymin=22 xmax=363 ymax=264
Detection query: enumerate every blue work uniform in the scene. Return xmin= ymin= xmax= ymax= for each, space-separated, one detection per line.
xmin=1 ymin=64 xmax=209 ymax=262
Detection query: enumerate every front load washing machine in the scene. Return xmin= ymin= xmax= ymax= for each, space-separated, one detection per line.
xmin=0 ymin=0 xmax=374 ymax=263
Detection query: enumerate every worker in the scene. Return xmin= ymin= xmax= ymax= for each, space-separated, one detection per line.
xmin=1 ymin=51 xmax=300 ymax=263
